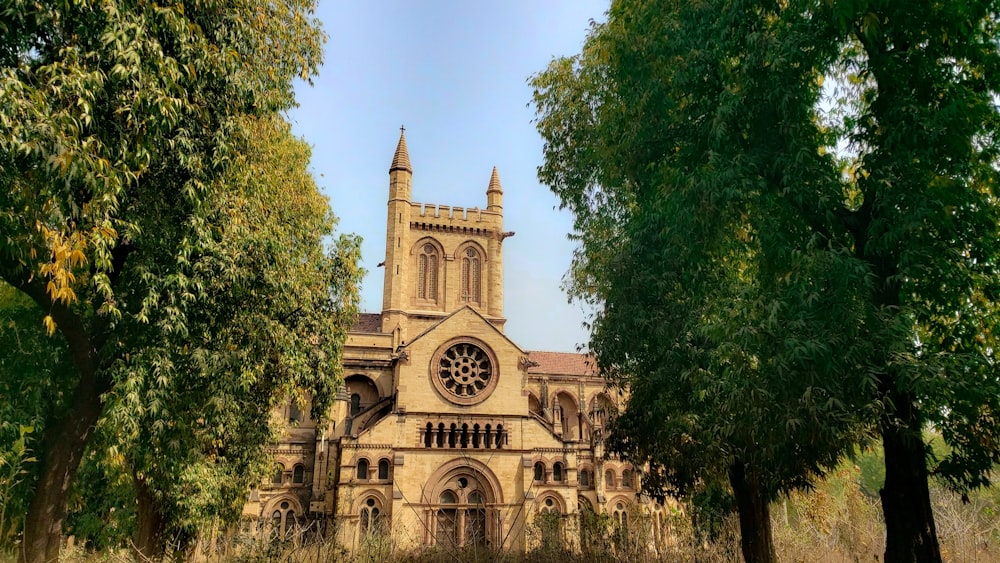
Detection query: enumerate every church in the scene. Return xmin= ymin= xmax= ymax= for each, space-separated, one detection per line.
xmin=242 ymin=130 xmax=669 ymax=551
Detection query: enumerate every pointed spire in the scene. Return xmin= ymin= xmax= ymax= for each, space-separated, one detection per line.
xmin=486 ymin=166 xmax=503 ymax=212
xmin=390 ymin=126 xmax=411 ymax=173
xmin=487 ymin=166 xmax=502 ymax=193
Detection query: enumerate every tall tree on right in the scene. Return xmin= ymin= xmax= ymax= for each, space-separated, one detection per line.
xmin=533 ymin=1 xmax=1000 ymax=562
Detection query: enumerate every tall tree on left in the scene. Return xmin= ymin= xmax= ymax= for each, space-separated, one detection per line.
xmin=0 ymin=2 xmax=335 ymax=562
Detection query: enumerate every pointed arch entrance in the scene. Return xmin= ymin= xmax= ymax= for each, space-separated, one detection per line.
xmin=420 ymin=458 xmax=504 ymax=548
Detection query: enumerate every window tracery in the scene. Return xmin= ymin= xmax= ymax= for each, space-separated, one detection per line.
xmin=430 ymin=339 xmax=499 ymax=405
xmin=460 ymin=247 xmax=482 ymax=304
xmin=360 ymin=497 xmax=382 ymax=536
xmin=417 ymin=243 xmax=439 ymax=301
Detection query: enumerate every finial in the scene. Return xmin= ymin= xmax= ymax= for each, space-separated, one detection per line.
xmin=390 ymin=127 xmax=411 ymax=173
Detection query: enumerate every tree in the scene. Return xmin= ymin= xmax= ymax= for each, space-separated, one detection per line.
xmin=532 ymin=1 xmax=1000 ymax=562
xmin=100 ymin=114 xmax=361 ymax=556
xmin=0 ymin=2 xmax=353 ymax=561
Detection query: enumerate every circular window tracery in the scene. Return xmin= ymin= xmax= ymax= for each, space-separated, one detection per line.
xmin=430 ymin=339 xmax=499 ymax=405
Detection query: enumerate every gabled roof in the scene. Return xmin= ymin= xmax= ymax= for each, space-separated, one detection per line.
xmin=526 ymin=351 xmax=597 ymax=376
xmin=351 ymin=313 xmax=383 ymax=333
xmin=402 ymin=305 xmax=525 ymax=355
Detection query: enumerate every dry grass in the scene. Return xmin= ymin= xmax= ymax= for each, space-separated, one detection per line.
xmin=4 ymin=471 xmax=999 ymax=563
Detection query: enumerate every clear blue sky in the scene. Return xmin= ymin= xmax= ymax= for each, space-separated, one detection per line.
xmin=289 ymin=1 xmax=608 ymax=352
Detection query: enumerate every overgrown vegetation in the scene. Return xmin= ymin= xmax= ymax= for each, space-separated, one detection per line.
xmin=12 ymin=457 xmax=998 ymax=562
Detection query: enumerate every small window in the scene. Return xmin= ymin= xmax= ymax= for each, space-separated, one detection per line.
xmin=289 ymin=400 xmax=301 ymax=424
xmin=622 ymin=469 xmax=633 ymax=489
xmin=272 ymin=464 xmax=284 ymax=485
xmin=440 ymin=490 xmax=457 ymax=504
xmin=553 ymin=462 xmax=564 ymax=482
xmin=605 ymin=469 xmax=615 ymax=489
xmin=580 ymin=469 xmax=590 ymax=488
xmin=378 ymin=458 xmax=390 ymax=480
xmin=350 ymin=393 xmax=361 ymax=416
xmin=533 ymin=462 xmax=544 ymax=482
xmin=292 ymin=464 xmax=305 ymax=484
xmin=356 ymin=458 xmax=369 ymax=480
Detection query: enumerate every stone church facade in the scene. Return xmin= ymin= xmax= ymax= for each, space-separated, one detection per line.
xmin=242 ymin=131 xmax=670 ymax=551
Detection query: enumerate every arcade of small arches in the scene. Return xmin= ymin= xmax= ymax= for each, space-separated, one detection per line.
xmin=529 ymin=458 xmax=636 ymax=491
xmin=420 ymin=421 xmax=508 ymax=449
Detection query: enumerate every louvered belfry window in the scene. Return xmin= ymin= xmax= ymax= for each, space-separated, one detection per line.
xmin=418 ymin=244 xmax=438 ymax=300
xmin=461 ymin=248 xmax=481 ymax=304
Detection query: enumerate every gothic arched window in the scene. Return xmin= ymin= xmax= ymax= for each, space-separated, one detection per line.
xmin=378 ymin=458 xmax=390 ymax=480
xmin=350 ymin=393 xmax=361 ymax=416
xmin=418 ymin=243 xmax=439 ymax=301
xmin=292 ymin=464 xmax=305 ymax=484
xmin=356 ymin=458 xmax=369 ymax=481
xmin=533 ymin=462 xmax=544 ymax=482
xmin=460 ymin=247 xmax=482 ymax=304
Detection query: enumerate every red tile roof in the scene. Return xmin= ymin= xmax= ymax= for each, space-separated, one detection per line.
xmin=527 ymin=351 xmax=597 ymax=376
xmin=352 ymin=313 xmax=383 ymax=333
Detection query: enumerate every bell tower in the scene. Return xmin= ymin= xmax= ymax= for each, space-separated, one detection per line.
xmin=379 ymin=129 xmax=511 ymax=341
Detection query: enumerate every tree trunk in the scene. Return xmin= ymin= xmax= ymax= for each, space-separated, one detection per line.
xmin=880 ymin=388 xmax=942 ymax=563
xmin=133 ymin=474 xmax=167 ymax=560
xmin=17 ymin=300 xmax=106 ymax=563
xmin=728 ymin=460 xmax=776 ymax=563
xmin=20 ymin=380 xmax=104 ymax=563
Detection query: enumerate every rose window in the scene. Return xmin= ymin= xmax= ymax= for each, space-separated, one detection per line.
xmin=436 ymin=343 xmax=493 ymax=400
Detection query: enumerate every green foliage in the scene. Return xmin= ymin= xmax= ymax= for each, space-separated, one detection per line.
xmin=533 ymin=0 xmax=1000 ymax=557
xmin=64 ymin=446 xmax=136 ymax=551
xmin=94 ymin=114 xmax=362 ymax=544
xmin=0 ymin=282 xmax=76 ymax=547
xmin=532 ymin=0 xmax=875 ymax=512
xmin=0 ymin=425 xmax=35 ymax=546
xmin=0 ymin=0 xmax=358 ymax=558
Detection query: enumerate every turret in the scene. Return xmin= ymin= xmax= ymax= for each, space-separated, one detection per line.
xmin=382 ymin=128 xmax=413 ymax=333
xmin=389 ymin=127 xmax=412 ymax=201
